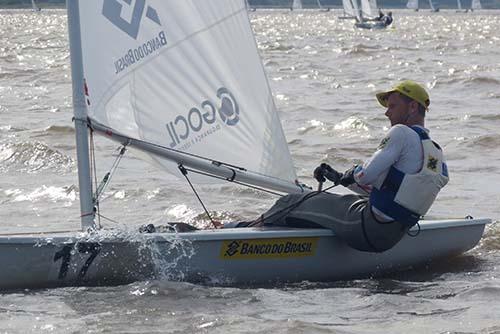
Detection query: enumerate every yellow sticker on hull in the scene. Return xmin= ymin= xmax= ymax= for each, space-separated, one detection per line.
xmin=220 ymin=237 xmax=318 ymax=259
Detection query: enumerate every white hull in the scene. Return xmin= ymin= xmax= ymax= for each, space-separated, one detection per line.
xmin=0 ymin=218 xmax=488 ymax=290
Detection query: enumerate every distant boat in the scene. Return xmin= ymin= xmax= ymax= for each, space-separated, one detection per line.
xmin=456 ymin=0 xmax=469 ymax=12
xmin=291 ymin=0 xmax=302 ymax=10
xmin=317 ymin=0 xmax=330 ymax=11
xmin=407 ymin=0 xmax=419 ymax=11
xmin=245 ymin=0 xmax=256 ymax=11
xmin=31 ymin=0 xmax=41 ymax=12
xmin=471 ymin=0 xmax=482 ymax=10
xmin=429 ymin=0 xmax=440 ymax=12
xmin=339 ymin=0 xmax=360 ymax=19
xmin=360 ymin=0 xmax=379 ymax=20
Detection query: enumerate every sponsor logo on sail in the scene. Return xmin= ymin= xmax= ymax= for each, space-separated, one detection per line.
xmin=166 ymin=87 xmax=240 ymax=150
xmin=102 ymin=0 xmax=167 ymax=74
xmin=220 ymin=238 xmax=318 ymax=259
xmin=103 ymin=0 xmax=161 ymax=39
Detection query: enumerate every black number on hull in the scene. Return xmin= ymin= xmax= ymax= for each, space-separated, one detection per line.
xmin=53 ymin=243 xmax=101 ymax=280
xmin=53 ymin=245 xmax=72 ymax=279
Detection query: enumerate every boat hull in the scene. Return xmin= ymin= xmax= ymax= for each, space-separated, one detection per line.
xmin=0 ymin=218 xmax=489 ymax=290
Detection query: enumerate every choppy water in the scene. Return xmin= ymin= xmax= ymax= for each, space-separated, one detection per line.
xmin=1 ymin=8 xmax=500 ymax=334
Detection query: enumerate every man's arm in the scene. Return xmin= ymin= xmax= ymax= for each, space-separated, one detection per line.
xmin=354 ymin=125 xmax=406 ymax=186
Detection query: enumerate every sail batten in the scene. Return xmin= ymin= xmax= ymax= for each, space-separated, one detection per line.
xmin=79 ymin=0 xmax=297 ymax=186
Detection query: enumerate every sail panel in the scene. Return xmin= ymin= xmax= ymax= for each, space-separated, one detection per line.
xmin=78 ymin=0 xmax=297 ymax=184
xmin=342 ymin=0 xmax=360 ymax=19
xmin=406 ymin=0 xmax=419 ymax=9
xmin=471 ymin=0 xmax=482 ymax=9
xmin=360 ymin=0 xmax=378 ymax=18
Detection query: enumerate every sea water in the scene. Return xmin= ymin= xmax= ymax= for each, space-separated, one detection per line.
xmin=1 ymin=8 xmax=500 ymax=333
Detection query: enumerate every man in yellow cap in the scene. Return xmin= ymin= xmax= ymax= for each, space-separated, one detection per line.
xmin=258 ymin=80 xmax=449 ymax=252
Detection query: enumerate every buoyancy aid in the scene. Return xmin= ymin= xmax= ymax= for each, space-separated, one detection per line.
xmin=369 ymin=126 xmax=449 ymax=228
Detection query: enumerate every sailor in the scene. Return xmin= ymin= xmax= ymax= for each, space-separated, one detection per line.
xmin=257 ymin=80 xmax=449 ymax=252
xmin=380 ymin=11 xmax=393 ymax=26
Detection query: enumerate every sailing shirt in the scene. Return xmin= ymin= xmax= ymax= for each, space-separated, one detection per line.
xmin=351 ymin=124 xmax=426 ymax=221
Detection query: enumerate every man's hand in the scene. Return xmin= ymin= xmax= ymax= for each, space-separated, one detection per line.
xmin=313 ymin=163 xmax=343 ymax=185
xmin=339 ymin=165 xmax=358 ymax=187
xmin=313 ymin=164 xmax=327 ymax=183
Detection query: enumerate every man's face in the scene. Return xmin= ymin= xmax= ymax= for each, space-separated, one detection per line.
xmin=384 ymin=93 xmax=411 ymax=126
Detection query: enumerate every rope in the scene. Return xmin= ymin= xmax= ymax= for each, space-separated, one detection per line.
xmin=253 ymin=183 xmax=338 ymax=226
xmin=406 ymin=222 xmax=421 ymax=237
xmin=93 ymin=144 xmax=127 ymax=203
xmin=178 ymin=164 xmax=218 ymax=229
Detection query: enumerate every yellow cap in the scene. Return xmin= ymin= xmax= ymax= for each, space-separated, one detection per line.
xmin=376 ymin=80 xmax=430 ymax=109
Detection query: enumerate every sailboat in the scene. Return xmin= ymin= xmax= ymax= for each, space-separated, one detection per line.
xmin=355 ymin=0 xmax=389 ymax=29
xmin=338 ymin=0 xmax=360 ymax=20
xmin=245 ymin=0 xmax=256 ymax=12
xmin=0 ymin=0 xmax=491 ymax=290
xmin=291 ymin=0 xmax=302 ymax=10
xmin=471 ymin=0 xmax=482 ymax=11
xmin=429 ymin=0 xmax=440 ymax=12
xmin=317 ymin=0 xmax=330 ymax=11
xmin=456 ymin=0 xmax=468 ymax=12
xmin=360 ymin=0 xmax=379 ymax=20
xmin=31 ymin=0 xmax=41 ymax=12
xmin=407 ymin=0 xmax=419 ymax=11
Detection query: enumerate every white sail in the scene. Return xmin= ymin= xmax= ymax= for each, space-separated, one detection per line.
xmin=457 ymin=0 xmax=463 ymax=10
xmin=429 ymin=0 xmax=440 ymax=11
xmin=342 ymin=0 xmax=361 ymax=19
xmin=360 ymin=0 xmax=378 ymax=18
xmin=316 ymin=0 xmax=323 ymax=9
xmin=31 ymin=0 xmax=41 ymax=11
xmin=471 ymin=0 xmax=482 ymax=9
xmin=292 ymin=0 xmax=303 ymax=10
xmin=78 ymin=0 xmax=297 ymax=186
xmin=406 ymin=0 xmax=419 ymax=10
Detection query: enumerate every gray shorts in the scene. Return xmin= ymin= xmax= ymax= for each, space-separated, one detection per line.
xmin=262 ymin=192 xmax=408 ymax=253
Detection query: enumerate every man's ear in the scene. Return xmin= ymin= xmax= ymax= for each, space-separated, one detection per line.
xmin=409 ymin=100 xmax=419 ymax=114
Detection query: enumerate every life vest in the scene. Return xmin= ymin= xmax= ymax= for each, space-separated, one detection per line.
xmin=369 ymin=126 xmax=449 ymax=228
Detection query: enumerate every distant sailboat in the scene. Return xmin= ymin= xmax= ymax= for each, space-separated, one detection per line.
xmin=245 ymin=0 xmax=256 ymax=11
xmin=456 ymin=0 xmax=468 ymax=12
xmin=407 ymin=0 xmax=419 ymax=11
xmin=292 ymin=0 xmax=302 ymax=10
xmin=471 ymin=0 xmax=482 ymax=10
xmin=339 ymin=0 xmax=360 ymax=20
xmin=317 ymin=0 xmax=330 ymax=11
xmin=429 ymin=0 xmax=440 ymax=12
xmin=31 ymin=0 xmax=41 ymax=12
xmin=360 ymin=0 xmax=379 ymax=20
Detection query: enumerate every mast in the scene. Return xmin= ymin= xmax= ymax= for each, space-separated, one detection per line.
xmin=66 ymin=0 xmax=96 ymax=230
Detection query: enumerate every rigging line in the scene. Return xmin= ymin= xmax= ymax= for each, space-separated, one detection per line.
xmin=95 ymin=213 xmax=122 ymax=226
xmin=182 ymin=166 xmax=284 ymax=197
xmin=94 ymin=144 xmax=128 ymax=204
xmin=178 ymin=164 xmax=218 ymax=229
xmin=258 ymin=184 xmax=338 ymax=226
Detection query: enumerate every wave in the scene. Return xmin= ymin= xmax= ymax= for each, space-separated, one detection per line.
xmin=463 ymin=76 xmax=500 ymax=86
xmin=480 ymin=221 xmax=500 ymax=251
xmin=0 ymin=140 xmax=74 ymax=173
xmin=4 ymin=185 xmax=77 ymax=204
xmin=38 ymin=125 xmax=75 ymax=135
